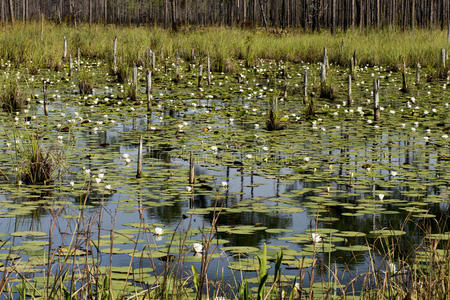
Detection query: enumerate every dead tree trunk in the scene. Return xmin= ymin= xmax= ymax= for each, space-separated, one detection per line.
xmin=8 ymin=0 xmax=14 ymax=27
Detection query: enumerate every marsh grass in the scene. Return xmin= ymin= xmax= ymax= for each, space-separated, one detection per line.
xmin=0 ymin=22 xmax=448 ymax=71
xmin=266 ymin=97 xmax=285 ymax=131
xmin=115 ymin=63 xmax=129 ymax=83
xmin=78 ymin=71 xmax=93 ymax=95
xmin=0 ymin=79 xmax=24 ymax=113
xmin=17 ymin=135 xmax=63 ymax=185
xmin=319 ymin=82 xmax=335 ymax=100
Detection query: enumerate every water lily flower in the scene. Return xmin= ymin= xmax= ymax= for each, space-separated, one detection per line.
xmin=391 ymin=171 xmax=398 ymax=177
xmin=221 ymin=181 xmax=228 ymax=188
xmin=262 ymin=146 xmax=269 ymax=151
xmin=388 ymin=262 xmax=397 ymax=274
xmin=304 ymin=157 xmax=310 ymax=162
xmin=84 ymin=169 xmax=91 ymax=175
xmin=105 ymin=184 xmax=111 ymax=190
xmin=423 ymin=136 xmax=429 ymax=142
xmin=186 ymin=186 xmax=192 ymax=192
xmin=98 ymin=173 xmax=104 ymax=179
xmin=378 ymin=194 xmax=385 ymax=201
xmin=193 ymin=243 xmax=203 ymax=253
xmin=154 ymin=227 xmax=163 ymax=235
xmin=69 ymin=181 xmax=75 ymax=187
xmin=311 ymin=233 xmax=322 ymax=243
xmin=122 ymin=153 xmax=129 ymax=159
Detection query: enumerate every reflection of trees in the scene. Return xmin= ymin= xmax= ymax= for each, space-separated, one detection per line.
xmin=212 ymin=211 xmax=292 ymax=248
xmin=145 ymin=193 xmax=183 ymax=226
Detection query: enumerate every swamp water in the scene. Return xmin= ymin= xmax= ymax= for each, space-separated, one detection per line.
xmin=0 ymin=59 xmax=448 ymax=297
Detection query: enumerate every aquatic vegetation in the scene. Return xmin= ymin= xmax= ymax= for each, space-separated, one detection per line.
xmin=0 ymin=79 xmax=24 ymax=113
xmin=78 ymin=71 xmax=93 ymax=95
xmin=13 ymin=134 xmax=64 ymax=185
xmin=0 ymin=24 xmax=447 ymax=299
xmin=266 ymin=97 xmax=285 ymax=131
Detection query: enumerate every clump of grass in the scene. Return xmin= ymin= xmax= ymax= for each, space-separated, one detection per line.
xmin=266 ymin=97 xmax=285 ymax=131
xmin=305 ymin=98 xmax=316 ymax=119
xmin=427 ymin=66 xmax=448 ymax=82
xmin=319 ymin=83 xmax=335 ymax=99
xmin=78 ymin=71 xmax=93 ymax=95
xmin=126 ymin=83 xmax=137 ymax=101
xmin=17 ymin=135 xmax=62 ymax=185
xmin=28 ymin=64 xmax=40 ymax=75
xmin=1 ymin=79 xmax=24 ymax=113
xmin=116 ymin=63 xmax=129 ymax=83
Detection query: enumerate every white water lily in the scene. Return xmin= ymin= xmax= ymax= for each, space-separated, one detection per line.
xmin=98 ymin=173 xmax=104 ymax=179
xmin=245 ymin=154 xmax=253 ymax=159
xmin=105 ymin=184 xmax=111 ymax=190
xmin=391 ymin=171 xmax=398 ymax=177
xmin=69 ymin=181 xmax=75 ymax=187
xmin=378 ymin=194 xmax=385 ymax=201
xmin=154 ymin=227 xmax=163 ymax=235
xmin=388 ymin=262 xmax=397 ymax=274
xmin=186 ymin=186 xmax=192 ymax=192
xmin=221 ymin=181 xmax=228 ymax=188
xmin=303 ymin=157 xmax=310 ymax=162
xmin=193 ymin=243 xmax=203 ymax=253
xmin=122 ymin=153 xmax=129 ymax=159
xmin=311 ymin=233 xmax=322 ymax=243
xmin=95 ymin=177 xmax=102 ymax=184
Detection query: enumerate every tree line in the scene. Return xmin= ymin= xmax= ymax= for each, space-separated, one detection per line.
xmin=2 ymin=0 xmax=449 ymax=31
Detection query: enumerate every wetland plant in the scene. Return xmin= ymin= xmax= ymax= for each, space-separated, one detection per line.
xmin=116 ymin=63 xmax=129 ymax=83
xmin=1 ymin=80 xmax=24 ymax=113
xmin=319 ymin=80 xmax=335 ymax=100
xmin=17 ymin=135 xmax=62 ymax=185
xmin=126 ymin=82 xmax=137 ymax=101
xmin=78 ymin=71 xmax=93 ymax=95
xmin=266 ymin=97 xmax=285 ymax=131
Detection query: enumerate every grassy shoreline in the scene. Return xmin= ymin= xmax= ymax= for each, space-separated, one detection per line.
xmin=0 ymin=21 xmax=448 ymax=300
xmin=0 ymin=22 xmax=448 ymax=71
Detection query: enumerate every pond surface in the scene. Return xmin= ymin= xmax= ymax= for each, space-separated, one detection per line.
xmin=0 ymin=59 xmax=448 ymax=296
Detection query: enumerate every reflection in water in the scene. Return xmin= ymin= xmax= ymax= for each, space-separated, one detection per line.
xmin=0 ymin=68 xmax=448 ymax=294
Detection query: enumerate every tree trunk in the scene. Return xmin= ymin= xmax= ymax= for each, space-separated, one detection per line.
xmin=89 ymin=0 xmax=92 ymax=25
xmin=376 ymin=0 xmax=380 ymax=28
xmin=8 ymin=0 xmax=14 ymax=27
xmin=331 ymin=0 xmax=336 ymax=34
xmin=104 ymin=0 xmax=107 ymax=24
xmin=171 ymin=0 xmax=177 ymax=31
xmin=164 ymin=0 xmax=168 ymax=28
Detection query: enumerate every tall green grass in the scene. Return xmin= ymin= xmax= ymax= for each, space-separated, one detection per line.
xmin=0 ymin=22 xmax=448 ymax=71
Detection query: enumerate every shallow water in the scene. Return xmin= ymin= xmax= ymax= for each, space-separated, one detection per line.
xmin=0 ymin=60 xmax=448 ymax=296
